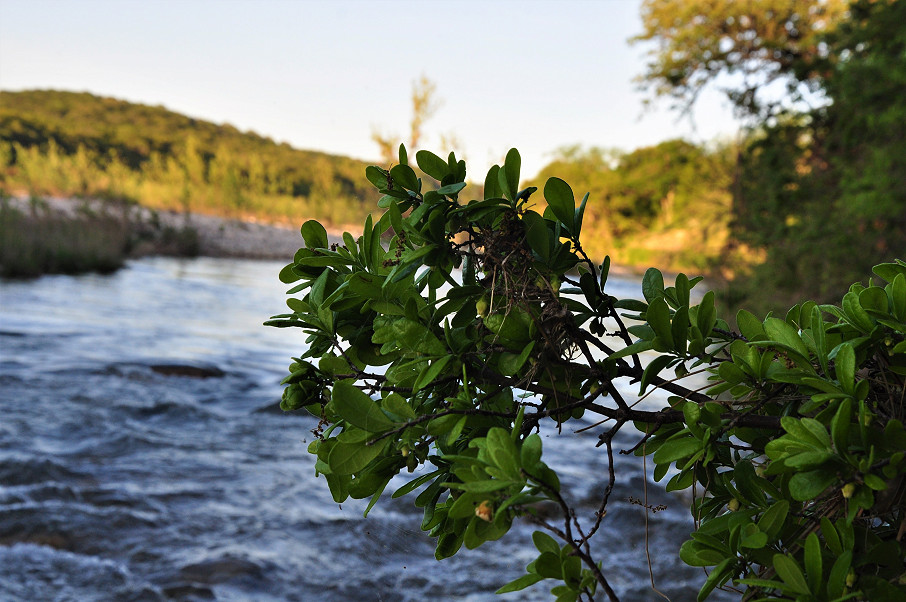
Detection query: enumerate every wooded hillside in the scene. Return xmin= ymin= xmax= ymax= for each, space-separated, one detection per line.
xmin=0 ymin=89 xmax=378 ymax=225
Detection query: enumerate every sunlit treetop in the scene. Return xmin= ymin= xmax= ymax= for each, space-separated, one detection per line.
xmin=632 ymin=0 xmax=849 ymax=119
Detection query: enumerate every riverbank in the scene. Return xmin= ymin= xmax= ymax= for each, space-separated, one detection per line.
xmin=1 ymin=195 xmax=652 ymax=280
xmin=0 ymin=195 xmax=346 ymax=277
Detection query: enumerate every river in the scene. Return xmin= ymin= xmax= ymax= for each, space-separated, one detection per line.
xmin=0 ymin=256 xmax=729 ymax=601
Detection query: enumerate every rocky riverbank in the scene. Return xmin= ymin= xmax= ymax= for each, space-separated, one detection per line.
xmin=2 ymin=195 xmax=648 ymax=279
xmin=2 ymin=195 xmax=344 ymax=271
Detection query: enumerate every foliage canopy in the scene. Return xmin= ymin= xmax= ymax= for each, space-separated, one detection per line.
xmin=726 ymin=0 xmax=906 ymax=313
xmin=632 ymin=0 xmax=849 ymax=119
xmin=270 ymin=145 xmax=906 ymax=600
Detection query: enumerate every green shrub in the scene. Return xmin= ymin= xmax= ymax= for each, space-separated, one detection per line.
xmin=269 ymin=146 xmax=905 ymax=601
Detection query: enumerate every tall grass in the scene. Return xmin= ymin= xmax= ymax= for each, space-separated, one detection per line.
xmin=0 ymin=198 xmax=198 ymax=278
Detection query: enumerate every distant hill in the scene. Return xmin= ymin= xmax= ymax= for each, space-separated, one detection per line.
xmin=0 ymin=89 xmax=379 ymax=226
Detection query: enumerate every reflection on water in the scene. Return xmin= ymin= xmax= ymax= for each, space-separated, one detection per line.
xmin=0 ymin=257 xmax=725 ymax=601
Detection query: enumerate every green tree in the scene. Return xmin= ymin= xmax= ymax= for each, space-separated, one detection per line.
xmin=270 ymin=147 xmax=905 ymax=601
xmin=632 ymin=0 xmax=849 ymax=119
xmin=819 ymin=0 xmax=906 ymax=223
xmin=633 ymin=0 xmax=906 ymax=315
xmin=726 ymin=0 xmax=906 ymax=313
xmin=530 ymin=140 xmax=734 ymax=271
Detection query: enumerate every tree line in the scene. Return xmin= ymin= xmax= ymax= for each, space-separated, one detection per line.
xmin=0 ymin=89 xmax=737 ymax=278
xmin=0 ymin=90 xmax=378 ymax=226
xmin=634 ymin=0 xmax=906 ymax=314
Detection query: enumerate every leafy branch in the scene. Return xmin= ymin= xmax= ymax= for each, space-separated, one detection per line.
xmin=269 ymin=145 xmax=906 ymax=601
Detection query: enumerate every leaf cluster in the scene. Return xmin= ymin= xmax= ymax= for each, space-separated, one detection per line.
xmin=270 ymin=146 xmax=905 ymax=601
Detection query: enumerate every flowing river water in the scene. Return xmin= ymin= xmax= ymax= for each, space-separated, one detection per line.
xmin=0 ymin=257 xmax=730 ymax=601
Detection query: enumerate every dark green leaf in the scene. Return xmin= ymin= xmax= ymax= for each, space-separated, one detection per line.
xmin=486 ymin=427 xmax=521 ymax=479
xmin=499 ymin=341 xmax=535 ymax=376
xmin=671 ymin=305 xmax=689 ymax=354
xmin=613 ymin=299 xmax=648 ymax=311
xmin=773 ymin=554 xmax=809 ymax=595
xmin=733 ymin=460 xmax=766 ymax=506
xmin=328 ymin=438 xmax=388 ymax=475
xmin=826 ymin=551 xmax=852 ymax=599
xmin=820 ymin=517 xmax=842 ymax=556
xmin=435 ymin=531 xmax=463 ymax=560
xmin=653 ymin=437 xmax=702 ymax=465
xmin=415 ymin=150 xmax=450 ymax=180
xmin=437 ymin=181 xmax=466 ymax=196
xmin=785 ymin=450 xmax=835 ymax=469
xmin=736 ymin=309 xmax=766 ymax=341
xmin=390 ymin=164 xmax=418 ymax=192
xmin=809 ymin=305 xmax=829 ymax=375
xmin=392 ymin=469 xmax=442 ymax=498
xmin=641 ymin=355 xmax=674 ymax=394
xmin=362 ymin=477 xmax=391 ymax=517
xmin=608 ymin=339 xmax=655 ymax=360
xmin=697 ymin=558 xmax=734 ymax=602
xmin=365 ymin=165 xmax=389 ymax=189
xmin=788 ymin=469 xmax=836 ymax=501
xmin=675 ymin=273 xmax=690 ymax=306
xmin=534 ymin=552 xmax=562 ymax=579
xmin=891 ymin=274 xmax=906 ymax=321
xmin=543 ymin=177 xmax=576 ymax=232
xmin=642 ymin=268 xmax=664 ymax=302
xmin=831 ymin=399 xmax=852 ymax=453
xmin=859 ymin=285 xmax=888 ymax=314
xmin=446 ymin=479 xmax=516 ymax=493
xmin=835 ymin=343 xmax=855 ymax=395
xmin=739 ymin=523 xmax=768 ymax=549
xmin=533 ymin=531 xmax=560 ymax=555
xmin=697 ymin=291 xmax=717 ymax=338
xmin=279 ymin=262 xmax=303 ymax=284
xmin=575 ymin=192 xmax=589 ymax=236
xmin=300 ymin=220 xmax=329 ymax=249
xmin=872 ymin=260 xmax=906 ymax=283
xmin=382 ymin=393 xmax=415 ymax=420
xmin=718 ymin=361 xmax=748 ymax=384
xmin=763 ymin=317 xmax=810 ymax=359
xmin=523 ymin=211 xmax=550 ymax=261
xmin=498 ymin=148 xmax=521 ymax=201
xmin=496 ymin=573 xmax=545 ymax=594
xmin=484 ymin=165 xmax=502 ymax=200
xmin=804 ymin=532 xmax=822 ymax=592
xmin=520 ymin=434 xmax=542 ymax=470
xmin=647 ymin=297 xmax=674 ymax=348
xmin=679 ymin=540 xmax=726 ymax=566
xmin=413 ymin=355 xmax=452 ymax=392
xmin=757 ymin=500 xmax=789 ymax=539
xmin=842 ymin=291 xmax=874 ymax=332
xmin=332 ymin=381 xmax=395 ymax=432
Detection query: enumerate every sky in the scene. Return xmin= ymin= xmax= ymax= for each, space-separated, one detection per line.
xmin=0 ymin=0 xmax=741 ymax=179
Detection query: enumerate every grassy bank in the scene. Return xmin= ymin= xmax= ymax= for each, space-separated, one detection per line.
xmin=0 ymin=197 xmax=198 ymax=278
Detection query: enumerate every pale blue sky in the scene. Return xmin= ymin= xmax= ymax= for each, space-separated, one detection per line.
xmin=0 ymin=0 xmax=740 ymax=178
